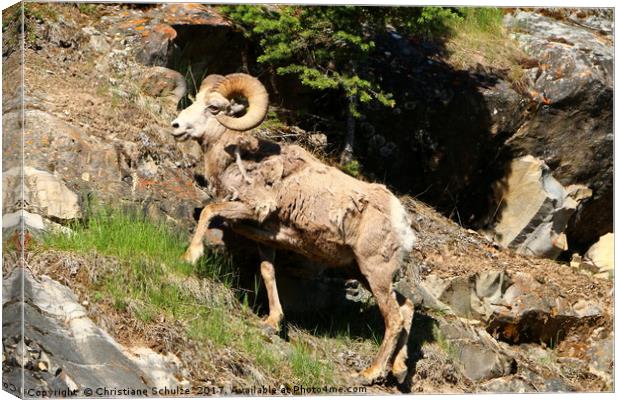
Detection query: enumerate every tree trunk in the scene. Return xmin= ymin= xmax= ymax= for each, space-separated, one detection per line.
xmin=340 ymin=95 xmax=357 ymax=165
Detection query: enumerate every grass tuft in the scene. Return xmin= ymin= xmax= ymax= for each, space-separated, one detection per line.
xmin=446 ymin=7 xmax=526 ymax=79
xmin=42 ymin=207 xmax=236 ymax=280
xmin=290 ymin=341 xmax=335 ymax=387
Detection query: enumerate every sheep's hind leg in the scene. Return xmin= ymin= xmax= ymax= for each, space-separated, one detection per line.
xmin=353 ymin=255 xmax=404 ymax=385
xmin=183 ymin=202 xmax=256 ymax=264
xmin=258 ymin=246 xmax=283 ymax=334
xmin=391 ymin=295 xmax=414 ymax=384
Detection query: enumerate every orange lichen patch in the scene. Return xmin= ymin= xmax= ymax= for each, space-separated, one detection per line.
xmin=184 ymin=3 xmax=205 ymax=10
xmin=152 ymin=23 xmax=177 ymax=40
xmin=159 ymin=3 xmax=231 ymax=26
xmin=166 ymin=4 xmax=181 ymax=13
xmin=136 ymin=177 xmax=156 ymax=189
xmin=136 ymin=176 xmax=201 ymax=201
xmin=118 ymin=18 xmax=149 ymax=29
xmin=135 ymin=25 xmax=145 ymax=31
xmin=12 ymin=230 xmax=33 ymax=254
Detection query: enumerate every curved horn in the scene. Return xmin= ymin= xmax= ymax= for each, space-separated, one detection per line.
xmin=198 ymin=74 xmax=226 ymax=93
xmin=213 ymin=73 xmax=269 ymax=131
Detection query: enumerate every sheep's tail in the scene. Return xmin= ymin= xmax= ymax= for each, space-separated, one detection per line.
xmin=390 ymin=195 xmax=416 ymax=255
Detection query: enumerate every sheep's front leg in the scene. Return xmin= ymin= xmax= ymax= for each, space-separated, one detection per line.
xmin=183 ymin=202 xmax=256 ymax=264
xmin=258 ymin=246 xmax=283 ymax=334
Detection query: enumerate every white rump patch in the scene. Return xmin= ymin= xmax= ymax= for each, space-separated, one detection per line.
xmin=390 ymin=196 xmax=416 ymax=254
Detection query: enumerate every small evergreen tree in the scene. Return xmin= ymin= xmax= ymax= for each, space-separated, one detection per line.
xmin=221 ymin=5 xmax=460 ymax=163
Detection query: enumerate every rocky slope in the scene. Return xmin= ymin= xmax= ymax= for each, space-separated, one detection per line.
xmin=2 ymin=3 xmax=614 ymax=395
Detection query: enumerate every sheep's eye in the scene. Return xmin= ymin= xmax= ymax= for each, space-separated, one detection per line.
xmin=207 ymin=105 xmax=220 ymax=113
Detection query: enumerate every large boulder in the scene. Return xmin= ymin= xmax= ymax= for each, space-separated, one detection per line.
xmin=3 ymin=166 xmax=82 ymax=221
xmin=2 ymin=267 xmax=190 ymax=396
xmin=352 ymin=30 xmax=531 ymax=227
xmin=503 ymin=10 xmax=613 ymax=252
xmin=581 ymin=233 xmax=614 ymax=279
xmin=491 ymin=155 xmax=591 ymax=258
xmin=118 ymin=3 xmax=243 ymax=79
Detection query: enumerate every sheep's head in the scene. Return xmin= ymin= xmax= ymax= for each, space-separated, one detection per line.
xmin=171 ymin=73 xmax=269 ymax=143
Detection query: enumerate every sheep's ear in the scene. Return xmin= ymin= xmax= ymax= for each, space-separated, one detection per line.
xmin=228 ymin=101 xmax=247 ymax=116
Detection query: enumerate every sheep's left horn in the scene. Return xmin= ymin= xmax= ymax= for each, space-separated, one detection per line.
xmin=213 ymin=73 xmax=269 ymax=131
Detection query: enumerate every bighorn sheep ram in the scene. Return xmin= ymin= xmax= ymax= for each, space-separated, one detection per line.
xmin=171 ymin=73 xmax=416 ymax=384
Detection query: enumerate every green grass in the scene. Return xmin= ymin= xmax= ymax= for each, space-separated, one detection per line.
xmin=44 ymin=208 xmax=194 ymax=274
xmin=42 ymin=207 xmax=239 ymax=281
xmin=42 ymin=207 xmax=340 ymax=386
xmin=24 ymin=3 xmax=58 ymax=22
xmin=290 ymin=341 xmax=335 ymax=387
xmin=42 ymin=207 xmax=240 ymax=331
xmin=340 ymin=159 xmax=361 ymax=177
xmin=76 ymin=3 xmax=99 ymax=16
xmin=446 ymin=7 xmax=526 ymax=77
xmin=454 ymin=7 xmax=504 ymax=35
xmin=432 ymin=323 xmax=459 ymax=361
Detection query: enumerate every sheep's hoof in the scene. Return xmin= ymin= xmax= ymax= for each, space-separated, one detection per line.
xmin=391 ymin=363 xmax=408 ymax=385
xmin=182 ymin=245 xmax=203 ymax=265
xmin=205 ymin=228 xmax=225 ymax=246
xmin=260 ymin=317 xmax=280 ymax=336
xmin=260 ymin=323 xmax=278 ymax=337
xmin=352 ymin=366 xmax=385 ymax=386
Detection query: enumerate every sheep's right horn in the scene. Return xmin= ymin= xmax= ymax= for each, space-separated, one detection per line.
xmin=213 ymin=73 xmax=269 ymax=131
xmin=199 ymin=74 xmax=226 ymax=93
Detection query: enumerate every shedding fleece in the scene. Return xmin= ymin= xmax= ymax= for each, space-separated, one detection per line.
xmin=390 ymin=195 xmax=416 ymax=256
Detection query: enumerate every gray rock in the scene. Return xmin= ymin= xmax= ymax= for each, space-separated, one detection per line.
xmin=2 ymin=267 xmax=189 ymax=394
xmin=416 ymin=269 xmax=603 ymax=347
xmin=41 ymin=19 xmax=84 ymax=49
xmin=492 ymin=155 xmax=591 ymax=259
xmin=504 ymin=11 xmax=613 ymax=251
xmin=306 ymin=133 xmax=328 ymax=150
xmin=135 ymin=25 xmax=176 ymax=66
xmin=3 ymin=211 xmax=46 ymax=232
xmin=7 ymin=103 xmax=206 ymax=228
xmin=480 ymin=376 xmax=536 ymax=393
xmin=82 ymin=26 xmax=111 ymax=53
xmin=3 ymin=166 xmax=82 ymax=221
xmin=581 ymin=233 xmax=614 ymax=279
xmin=140 ymin=66 xmax=187 ymax=104
xmin=435 ymin=318 xmax=515 ymax=382
xmin=89 ymin=35 xmax=111 ymax=53
xmin=585 ymin=331 xmax=613 ymax=386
